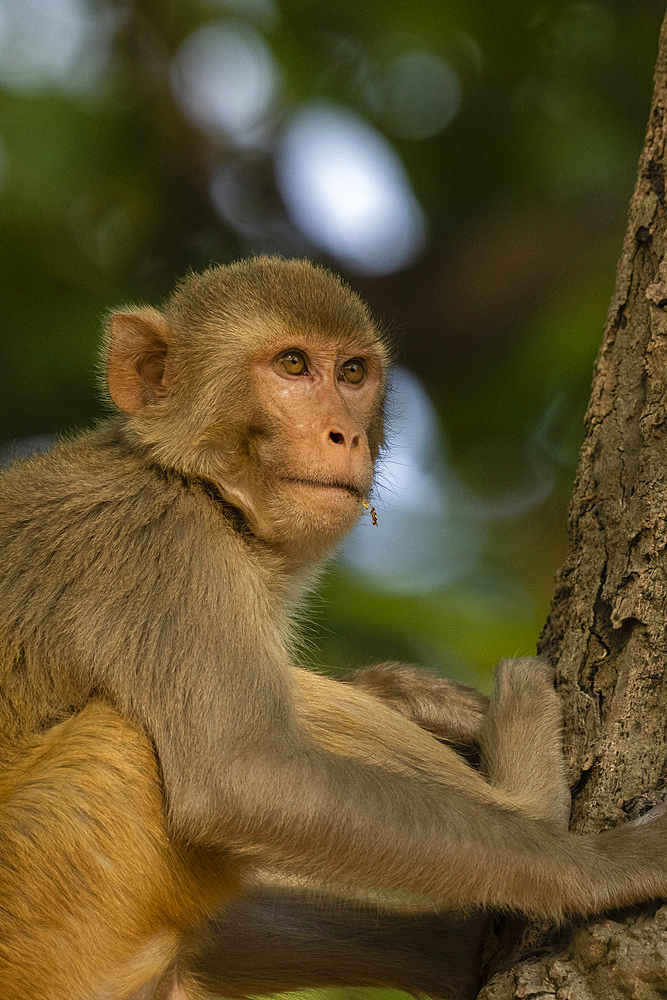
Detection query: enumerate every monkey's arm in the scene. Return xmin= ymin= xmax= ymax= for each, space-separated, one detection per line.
xmin=149 ymin=653 xmax=664 ymax=922
xmin=192 ymin=885 xmax=485 ymax=1000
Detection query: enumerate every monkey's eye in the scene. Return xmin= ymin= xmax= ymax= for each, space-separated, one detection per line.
xmin=340 ymin=359 xmax=366 ymax=385
xmin=279 ymin=351 xmax=308 ymax=376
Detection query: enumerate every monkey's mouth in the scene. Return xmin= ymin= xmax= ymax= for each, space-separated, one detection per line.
xmin=283 ymin=477 xmax=363 ymax=499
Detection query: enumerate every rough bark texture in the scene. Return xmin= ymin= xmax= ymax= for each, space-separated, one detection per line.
xmin=478 ymin=10 xmax=667 ymax=1000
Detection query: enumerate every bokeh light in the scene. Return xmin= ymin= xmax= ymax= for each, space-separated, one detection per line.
xmin=363 ymin=49 xmax=462 ymax=141
xmin=275 ymin=103 xmax=427 ymax=275
xmin=0 ymin=0 xmax=113 ymax=94
xmin=172 ymin=20 xmax=281 ymax=145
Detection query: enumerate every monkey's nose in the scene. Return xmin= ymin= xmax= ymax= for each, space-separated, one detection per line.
xmin=328 ymin=431 xmax=359 ymax=448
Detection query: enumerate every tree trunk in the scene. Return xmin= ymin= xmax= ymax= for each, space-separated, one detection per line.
xmin=478 ymin=9 xmax=667 ymax=1000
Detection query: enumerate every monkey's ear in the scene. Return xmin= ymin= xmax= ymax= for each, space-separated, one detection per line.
xmin=107 ymin=309 xmax=174 ymax=416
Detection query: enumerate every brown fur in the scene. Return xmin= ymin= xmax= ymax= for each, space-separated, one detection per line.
xmin=194 ymin=885 xmax=487 ymax=1000
xmin=0 ymin=257 xmax=665 ymax=999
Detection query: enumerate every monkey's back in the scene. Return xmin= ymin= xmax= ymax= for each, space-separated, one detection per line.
xmin=0 ymin=423 xmax=179 ymax=749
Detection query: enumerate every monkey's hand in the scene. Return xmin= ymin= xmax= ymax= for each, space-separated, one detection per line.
xmin=342 ymin=662 xmax=489 ymax=753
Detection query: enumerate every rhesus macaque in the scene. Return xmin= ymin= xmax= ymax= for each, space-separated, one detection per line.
xmin=0 ymin=257 xmax=665 ymax=1000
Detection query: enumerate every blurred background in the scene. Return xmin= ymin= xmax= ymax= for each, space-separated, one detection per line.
xmin=0 ymin=0 xmax=663 ymax=694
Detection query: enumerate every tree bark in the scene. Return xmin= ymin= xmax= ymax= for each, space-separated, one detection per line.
xmin=478 ymin=9 xmax=667 ymax=1000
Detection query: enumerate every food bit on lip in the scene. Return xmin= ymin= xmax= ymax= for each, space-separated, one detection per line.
xmin=362 ymin=500 xmax=378 ymax=526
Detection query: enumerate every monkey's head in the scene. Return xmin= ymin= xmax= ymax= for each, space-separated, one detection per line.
xmin=105 ymin=257 xmax=390 ymax=566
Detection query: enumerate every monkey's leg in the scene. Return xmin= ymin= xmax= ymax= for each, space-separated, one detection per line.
xmin=0 ymin=702 xmax=239 ymax=1000
xmin=477 ymin=657 xmax=571 ymax=826
xmin=293 ymin=663 xmax=550 ymax=813
xmin=344 ymin=658 xmax=567 ymax=822
xmin=343 ymin=661 xmax=489 ymax=752
xmin=191 ymin=885 xmax=485 ymax=1000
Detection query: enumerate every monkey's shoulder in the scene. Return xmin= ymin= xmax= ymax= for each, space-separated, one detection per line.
xmin=0 ymin=423 xmax=178 ymax=531
xmin=0 ymin=422 xmax=266 ymax=605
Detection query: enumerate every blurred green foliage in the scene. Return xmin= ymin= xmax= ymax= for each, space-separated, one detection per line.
xmin=0 ymin=0 xmax=664 ymax=697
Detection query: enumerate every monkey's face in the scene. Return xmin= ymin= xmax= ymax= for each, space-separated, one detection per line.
xmin=105 ymin=259 xmax=388 ymax=570
xmin=219 ymin=333 xmax=385 ymax=558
